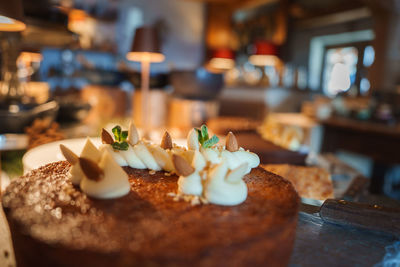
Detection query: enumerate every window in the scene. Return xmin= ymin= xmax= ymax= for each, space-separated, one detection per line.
xmin=321 ymin=42 xmax=374 ymax=97
xmin=322 ymin=47 xmax=358 ymax=96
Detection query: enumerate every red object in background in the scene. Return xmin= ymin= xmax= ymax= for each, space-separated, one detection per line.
xmin=208 ymin=48 xmax=235 ymax=71
xmin=253 ymin=41 xmax=278 ymax=56
xmin=249 ymin=41 xmax=279 ymax=66
xmin=213 ymin=48 xmax=235 ymax=59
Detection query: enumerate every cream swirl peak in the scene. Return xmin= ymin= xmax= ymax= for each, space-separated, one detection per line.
xmin=60 ymin=143 xmax=130 ymax=199
xmin=79 ymin=151 xmax=130 ymax=199
xmin=99 ymin=123 xmax=194 ymax=174
xmin=60 ymin=138 xmax=101 ymax=185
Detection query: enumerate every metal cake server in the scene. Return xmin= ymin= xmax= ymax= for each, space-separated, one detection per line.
xmin=300 ymin=198 xmax=400 ymax=236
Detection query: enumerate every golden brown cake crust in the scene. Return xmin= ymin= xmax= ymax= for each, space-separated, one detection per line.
xmin=3 ymin=161 xmax=299 ymax=267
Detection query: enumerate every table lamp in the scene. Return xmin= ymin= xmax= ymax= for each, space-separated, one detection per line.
xmin=0 ymin=0 xmax=26 ymax=32
xmin=249 ymin=41 xmax=278 ymax=66
xmin=208 ymin=48 xmax=235 ymax=71
xmin=127 ymin=26 xmax=164 ymax=136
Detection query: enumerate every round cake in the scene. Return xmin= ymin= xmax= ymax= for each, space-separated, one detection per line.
xmin=3 ymin=161 xmax=299 ymax=267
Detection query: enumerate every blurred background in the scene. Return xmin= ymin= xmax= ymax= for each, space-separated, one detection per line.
xmin=1 ymin=0 xmax=400 ymax=203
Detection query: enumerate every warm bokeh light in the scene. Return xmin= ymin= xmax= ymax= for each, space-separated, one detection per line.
xmin=126 ymin=51 xmax=165 ymax=63
xmin=249 ymin=54 xmax=279 ymax=66
xmin=0 ymin=15 xmax=25 ymax=31
xmin=18 ymin=52 xmax=43 ymax=65
xmin=208 ymin=57 xmax=235 ymax=70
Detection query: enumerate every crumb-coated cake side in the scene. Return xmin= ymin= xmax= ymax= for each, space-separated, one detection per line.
xmin=3 ymin=161 xmax=299 ymax=267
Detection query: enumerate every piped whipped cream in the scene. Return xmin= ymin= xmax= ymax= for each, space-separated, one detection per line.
xmin=100 ymin=140 xmax=183 ymax=172
xmin=173 ymin=128 xmax=260 ymax=206
xmin=178 ymin=171 xmax=203 ymax=196
xmin=204 ymin=161 xmax=248 ymax=206
xmin=60 ymin=139 xmax=130 ymax=199
xmin=62 ymin=122 xmax=260 ymax=204
xmin=68 ymin=138 xmax=101 ymax=185
xmin=80 ymin=150 xmax=131 ymax=199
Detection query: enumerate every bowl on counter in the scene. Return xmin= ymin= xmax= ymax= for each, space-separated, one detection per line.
xmin=0 ymin=100 xmax=59 ymax=134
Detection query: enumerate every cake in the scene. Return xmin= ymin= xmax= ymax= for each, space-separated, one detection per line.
xmin=262 ymin=164 xmax=334 ymax=200
xmin=206 ymin=116 xmax=260 ymax=135
xmin=3 ymin=124 xmax=299 ymax=267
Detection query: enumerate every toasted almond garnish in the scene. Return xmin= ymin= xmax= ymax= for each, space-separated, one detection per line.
xmin=60 ymin=144 xmax=78 ymax=165
xmin=172 ymin=154 xmax=195 ymax=176
xmin=101 ymin=128 xmax=114 ymax=144
xmin=128 ymin=121 xmax=139 ymax=145
xmin=79 ymin=157 xmax=104 ymax=181
xmin=226 ymin=131 xmax=239 ymax=152
xmin=161 ymin=131 xmax=173 ymax=149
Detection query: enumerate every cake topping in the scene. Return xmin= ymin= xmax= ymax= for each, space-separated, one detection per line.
xmin=192 ymin=150 xmax=206 ymax=171
xmin=204 ymin=161 xmax=248 ymax=206
xmin=79 ymin=157 xmax=104 ymax=181
xmin=226 ymin=132 xmax=239 ymax=152
xmin=128 ymin=121 xmax=139 ymax=146
xmin=173 ymin=154 xmax=195 ymax=176
xmin=132 ymin=141 xmax=162 ymax=171
xmin=63 ymin=138 xmax=101 ymax=185
xmin=60 ymin=144 xmax=78 ymax=165
xmin=80 ymin=150 xmax=130 ymax=199
xmin=173 ymin=154 xmax=203 ymax=197
xmin=60 ymin=122 xmax=260 ymax=204
xmin=101 ymin=128 xmax=114 ymax=145
xmin=161 ymin=131 xmax=173 ymax=150
xmin=196 ymin=125 xmax=219 ymax=148
xmin=187 ymin=128 xmax=199 ymax=150
xmin=111 ymin=126 xmax=129 ymax=151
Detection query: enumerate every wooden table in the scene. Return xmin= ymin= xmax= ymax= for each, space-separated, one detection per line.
xmin=321 ymin=117 xmax=400 ymax=194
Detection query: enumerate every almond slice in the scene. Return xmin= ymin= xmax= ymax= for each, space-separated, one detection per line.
xmin=101 ymin=128 xmax=114 ymax=145
xmin=173 ymin=154 xmax=195 ymax=176
xmin=161 ymin=131 xmax=173 ymax=149
xmin=128 ymin=121 xmax=139 ymax=145
xmin=79 ymin=157 xmax=104 ymax=182
xmin=60 ymin=144 xmax=78 ymax=165
xmin=226 ymin=131 xmax=239 ymax=152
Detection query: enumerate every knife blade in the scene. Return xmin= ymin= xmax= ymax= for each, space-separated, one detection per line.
xmin=300 ymin=198 xmax=400 ymax=236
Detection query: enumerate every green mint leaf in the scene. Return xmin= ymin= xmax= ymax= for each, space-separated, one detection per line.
xmin=121 ymin=131 xmax=128 ymax=141
xmin=112 ymin=142 xmax=120 ymax=150
xmin=119 ymin=141 xmax=129 ymax=150
xmin=201 ymin=125 xmax=209 ymax=141
xmin=202 ymin=135 xmax=219 ymax=148
xmin=195 ymin=128 xmax=203 ymax=144
xmin=112 ymin=141 xmax=129 ymax=151
xmin=112 ymin=126 xmax=122 ymax=141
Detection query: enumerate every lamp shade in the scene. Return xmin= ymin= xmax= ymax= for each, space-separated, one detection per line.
xmin=249 ymin=40 xmax=279 ymax=66
xmin=208 ymin=48 xmax=235 ymax=70
xmin=253 ymin=41 xmax=278 ymax=56
xmin=127 ymin=26 xmax=164 ymax=63
xmin=0 ymin=0 xmax=26 ymax=32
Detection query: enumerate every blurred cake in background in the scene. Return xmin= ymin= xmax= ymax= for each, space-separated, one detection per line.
xmin=258 ymin=113 xmax=321 ymax=152
xmin=262 ymin=164 xmax=334 ymax=200
xmin=207 ymin=116 xmax=261 ymax=135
